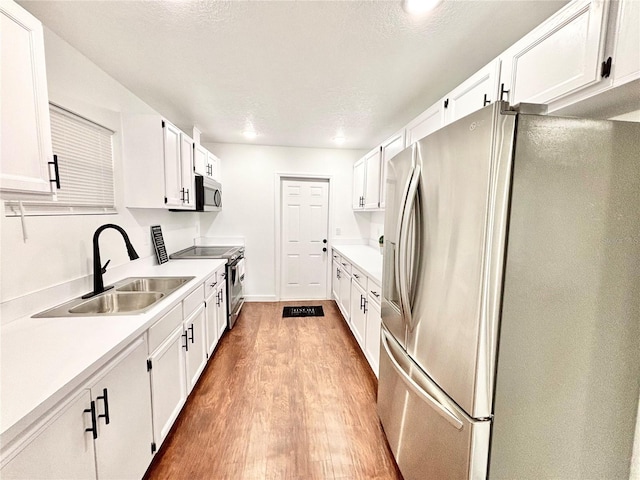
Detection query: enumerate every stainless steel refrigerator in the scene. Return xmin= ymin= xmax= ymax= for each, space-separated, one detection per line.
xmin=378 ymin=102 xmax=640 ymax=480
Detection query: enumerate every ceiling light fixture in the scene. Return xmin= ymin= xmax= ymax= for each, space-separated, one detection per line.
xmin=333 ymin=135 xmax=346 ymax=145
xmin=243 ymin=130 xmax=257 ymax=140
xmin=401 ymin=0 xmax=441 ymax=15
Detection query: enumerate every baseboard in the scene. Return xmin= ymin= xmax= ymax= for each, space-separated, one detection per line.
xmin=244 ymin=295 xmax=277 ymax=302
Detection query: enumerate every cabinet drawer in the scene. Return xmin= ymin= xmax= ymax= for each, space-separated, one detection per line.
xmin=148 ymin=303 xmax=182 ymax=354
xmin=339 ymin=259 xmax=352 ymax=276
xmin=203 ymin=272 xmax=218 ymax=298
xmin=332 ymin=251 xmax=341 ymax=264
xmin=183 ymin=284 xmax=204 ymax=318
xmin=351 ymin=266 xmax=368 ymax=290
xmin=368 ymin=279 xmax=382 ymax=305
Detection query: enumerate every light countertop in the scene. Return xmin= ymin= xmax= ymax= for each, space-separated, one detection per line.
xmin=0 ymin=258 xmax=226 ymax=446
xmin=331 ymin=244 xmax=383 ymax=284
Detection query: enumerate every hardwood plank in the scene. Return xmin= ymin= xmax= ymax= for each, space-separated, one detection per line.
xmin=144 ymin=300 xmax=402 ymax=480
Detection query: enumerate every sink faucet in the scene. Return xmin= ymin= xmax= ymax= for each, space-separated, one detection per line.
xmin=82 ymin=224 xmax=139 ymax=299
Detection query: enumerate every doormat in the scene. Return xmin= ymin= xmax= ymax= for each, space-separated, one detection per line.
xmin=282 ymin=306 xmax=324 ymax=318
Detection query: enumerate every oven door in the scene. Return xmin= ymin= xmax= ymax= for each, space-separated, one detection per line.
xmin=227 ymin=257 xmax=245 ymax=328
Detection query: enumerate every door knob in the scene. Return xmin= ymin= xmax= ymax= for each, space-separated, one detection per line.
xmin=322 ymin=239 xmax=327 ymax=244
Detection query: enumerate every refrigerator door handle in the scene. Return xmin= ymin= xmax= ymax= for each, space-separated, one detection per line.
xmin=398 ymin=165 xmax=421 ymax=331
xmin=394 ymin=164 xmax=415 ymax=323
xmin=381 ymin=328 xmax=464 ymax=430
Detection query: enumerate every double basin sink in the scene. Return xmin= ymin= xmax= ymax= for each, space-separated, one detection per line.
xmin=33 ymin=276 xmax=195 ymax=317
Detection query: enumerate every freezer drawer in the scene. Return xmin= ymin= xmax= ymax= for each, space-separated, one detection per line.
xmin=378 ymin=327 xmax=490 ymax=480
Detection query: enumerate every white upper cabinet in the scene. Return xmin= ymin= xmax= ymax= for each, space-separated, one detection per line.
xmin=122 ymin=115 xmax=195 ymax=209
xmin=0 ymin=0 xmax=54 ymax=198
xmin=443 ymin=58 xmax=501 ymax=125
xmin=379 ymin=130 xmax=406 ymax=209
xmin=405 ymin=101 xmax=445 ymax=146
xmin=352 ymin=158 xmax=366 ymax=209
xmin=500 ymin=0 xmax=609 ymax=107
xmin=194 ymin=143 xmax=221 ymax=182
xmin=353 ymin=147 xmax=382 ymax=211
xmin=610 ymin=0 xmax=639 ymax=86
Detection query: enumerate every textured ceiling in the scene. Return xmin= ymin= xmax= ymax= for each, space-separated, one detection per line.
xmin=20 ymin=0 xmax=568 ymax=149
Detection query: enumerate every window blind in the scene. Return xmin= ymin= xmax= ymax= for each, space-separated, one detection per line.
xmin=49 ymin=104 xmax=115 ymax=208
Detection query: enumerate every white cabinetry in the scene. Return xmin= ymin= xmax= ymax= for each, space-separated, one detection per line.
xmin=379 ymin=130 xmax=405 ymax=209
xmin=0 ymin=390 xmax=96 ymax=479
xmin=90 ymin=336 xmax=153 ymax=480
xmin=352 ymin=158 xmax=366 ymax=209
xmin=353 ymin=147 xmax=383 ymax=210
xmin=331 ymin=251 xmax=352 ymax=320
xmin=1 ymin=336 xmax=153 ymax=480
xmin=365 ymin=281 xmax=382 ymax=377
xmin=349 ymin=277 xmax=367 ymax=349
xmin=443 ymin=59 xmax=501 ymax=125
xmin=122 ymin=115 xmax=195 ymax=210
xmin=0 ymin=0 xmax=54 ymax=197
xmin=184 ymin=303 xmax=207 ymax=393
xmin=611 ymin=0 xmax=640 ymax=86
xmin=147 ymin=303 xmax=187 ymax=448
xmin=194 ymin=143 xmax=221 ymax=182
xmin=216 ymin=279 xmax=228 ymax=339
xmin=405 ymin=102 xmax=445 ymax=146
xmin=500 ymin=0 xmax=609 ymax=107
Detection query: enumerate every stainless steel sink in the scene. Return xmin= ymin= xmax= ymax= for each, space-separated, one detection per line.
xmin=68 ymin=292 xmax=164 ymax=314
xmin=116 ymin=277 xmax=191 ymax=293
xmin=33 ymin=276 xmax=195 ymax=317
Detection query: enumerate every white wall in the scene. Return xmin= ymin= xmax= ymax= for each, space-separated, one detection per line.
xmin=200 ymin=143 xmax=365 ymax=300
xmin=0 ymin=29 xmax=198 ymax=315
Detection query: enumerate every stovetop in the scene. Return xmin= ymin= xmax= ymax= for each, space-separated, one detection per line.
xmin=169 ymin=245 xmax=244 ymax=261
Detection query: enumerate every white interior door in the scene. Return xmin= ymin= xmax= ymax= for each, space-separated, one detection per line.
xmin=280 ymin=178 xmax=329 ymax=300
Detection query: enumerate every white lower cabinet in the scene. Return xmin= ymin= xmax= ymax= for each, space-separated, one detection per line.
xmin=338 ymin=269 xmax=351 ymax=321
xmin=91 ymin=336 xmax=154 ymax=479
xmin=350 ymin=280 xmax=367 ymax=349
xmin=1 ymin=390 xmax=96 ymax=479
xmin=184 ymin=303 xmax=207 ymax=394
xmin=148 ymin=326 xmax=187 ymax=448
xmin=1 ymin=336 xmax=153 ymax=480
xmin=365 ymin=287 xmax=382 ymax=378
xmin=205 ymin=268 xmax=227 ymax=357
xmin=216 ymin=279 xmax=228 ymax=339
xmin=205 ymin=286 xmax=219 ymax=355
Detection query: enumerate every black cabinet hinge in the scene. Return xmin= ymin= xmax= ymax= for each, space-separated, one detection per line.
xmin=151 ymin=442 xmax=157 ymax=454
xmin=147 ymin=359 xmax=152 ymax=371
xmin=161 ymin=120 xmax=165 ymax=128
xmin=164 ymin=197 xmax=168 ymax=204
xmin=444 ymin=98 xmax=449 ymax=108
xmin=601 ymin=57 xmax=612 ymax=78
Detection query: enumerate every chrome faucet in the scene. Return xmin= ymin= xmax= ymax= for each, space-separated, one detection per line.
xmin=82 ymin=224 xmax=139 ymax=299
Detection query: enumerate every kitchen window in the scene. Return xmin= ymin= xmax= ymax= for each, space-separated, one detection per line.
xmin=4 ymin=104 xmax=116 ymax=216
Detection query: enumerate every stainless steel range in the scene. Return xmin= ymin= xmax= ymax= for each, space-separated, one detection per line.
xmin=170 ymin=245 xmax=245 ymax=329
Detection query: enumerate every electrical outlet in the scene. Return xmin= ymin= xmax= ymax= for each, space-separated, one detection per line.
xmin=336 ymin=227 xmax=341 ymax=235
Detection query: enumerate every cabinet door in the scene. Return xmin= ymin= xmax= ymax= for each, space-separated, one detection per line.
xmin=364 ymin=147 xmax=382 ymax=209
xmin=193 ymin=143 xmax=209 ymax=177
xmin=380 ymin=131 xmax=406 ymax=209
xmin=0 ymin=389 xmax=96 ymax=479
xmin=148 ymin=326 xmax=187 ymax=447
xmin=612 ymin=0 xmax=640 ymax=86
xmin=352 ymin=158 xmax=366 ymax=209
xmin=180 ymin=133 xmax=195 ymax=210
xmin=501 ymin=0 xmax=608 ymax=106
xmin=332 ymin=260 xmax=340 ymax=301
xmin=92 ymin=336 xmax=153 ymax=480
xmin=217 ymin=280 xmax=228 ymax=338
xmin=205 ymin=289 xmax=219 ymax=356
xmin=207 ymin=152 xmax=220 ymax=181
xmin=339 ymin=272 xmax=352 ymax=320
xmin=349 ymin=281 xmax=367 ymax=349
xmin=365 ymin=297 xmax=382 ymax=377
xmin=0 ymin=0 xmax=54 ymax=196
xmin=406 ymin=101 xmax=445 ymax=146
xmin=443 ymin=59 xmax=501 ymax=125
xmin=163 ymin=120 xmax=183 ymax=208
xmin=184 ymin=303 xmax=207 ymax=393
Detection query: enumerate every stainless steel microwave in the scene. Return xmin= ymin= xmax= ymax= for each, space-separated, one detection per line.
xmin=195 ymin=176 xmax=222 ymax=211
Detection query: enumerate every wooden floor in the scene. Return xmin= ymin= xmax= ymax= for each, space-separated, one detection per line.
xmin=144 ymin=300 xmax=403 ymax=480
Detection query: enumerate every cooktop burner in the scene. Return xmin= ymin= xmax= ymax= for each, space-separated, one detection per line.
xmin=169 ymin=245 xmax=244 ymax=260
